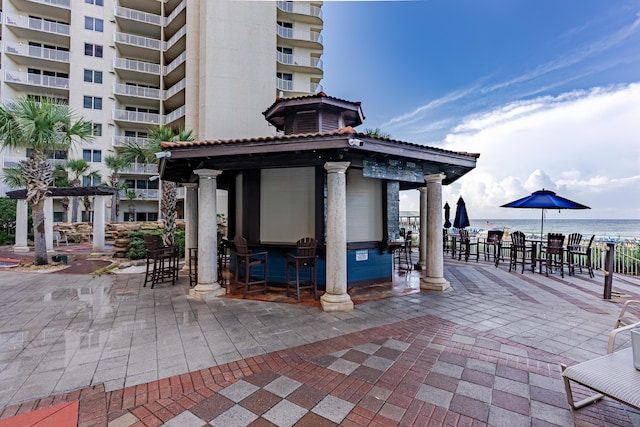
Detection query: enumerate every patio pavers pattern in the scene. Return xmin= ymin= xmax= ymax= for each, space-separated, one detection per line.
xmin=0 ymin=254 xmax=639 ymax=426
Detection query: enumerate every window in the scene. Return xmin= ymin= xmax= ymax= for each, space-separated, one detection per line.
xmin=83 ymin=69 xmax=103 ymax=84
xmin=83 ymin=149 xmax=102 ymax=163
xmin=85 ymin=0 xmax=104 ymax=5
xmin=27 ymin=149 xmax=68 ymax=161
xmin=83 ymin=174 xmax=101 ymax=186
xmin=83 ymin=96 xmax=102 ymax=110
xmin=85 ymin=17 xmax=104 ymax=32
xmin=84 ymin=43 xmax=103 ymax=58
xmin=92 ymin=123 xmax=102 ymax=136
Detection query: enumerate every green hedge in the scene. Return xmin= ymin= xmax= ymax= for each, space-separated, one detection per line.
xmin=126 ymin=230 xmax=185 ymax=260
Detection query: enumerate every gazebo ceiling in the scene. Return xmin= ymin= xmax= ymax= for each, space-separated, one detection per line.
xmin=158 ymin=128 xmax=479 ymax=189
xmin=6 ymin=186 xmax=119 ymax=200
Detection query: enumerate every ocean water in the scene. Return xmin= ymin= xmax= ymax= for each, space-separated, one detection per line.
xmin=468 ymin=219 xmax=640 ymax=241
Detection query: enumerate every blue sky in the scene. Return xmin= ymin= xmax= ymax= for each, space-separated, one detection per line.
xmin=320 ymin=1 xmax=640 ymax=219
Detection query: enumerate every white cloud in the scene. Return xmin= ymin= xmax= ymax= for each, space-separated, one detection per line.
xmin=401 ymin=83 xmax=640 ymax=219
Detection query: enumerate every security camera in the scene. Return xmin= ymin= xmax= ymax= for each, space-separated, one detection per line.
xmin=348 ymin=138 xmax=364 ymax=147
xmin=154 ymin=151 xmax=171 ymax=159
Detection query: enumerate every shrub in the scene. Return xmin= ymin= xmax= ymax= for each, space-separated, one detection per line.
xmin=125 ymin=230 xmax=185 ymax=260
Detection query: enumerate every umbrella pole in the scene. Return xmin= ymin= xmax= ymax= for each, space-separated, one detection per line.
xmin=540 ymin=209 xmax=544 ymax=239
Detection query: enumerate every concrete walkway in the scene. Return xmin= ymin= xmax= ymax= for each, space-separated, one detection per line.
xmin=0 ymin=253 xmax=639 ymax=426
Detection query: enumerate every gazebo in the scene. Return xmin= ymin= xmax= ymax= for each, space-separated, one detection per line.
xmin=7 ymin=186 xmax=118 ymax=254
xmin=158 ymin=93 xmax=479 ymax=311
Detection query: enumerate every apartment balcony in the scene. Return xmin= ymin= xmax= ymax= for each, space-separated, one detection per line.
xmin=165 ymin=0 xmax=186 ymax=32
xmin=276 ymin=25 xmax=322 ymax=49
xmin=120 ymin=163 xmax=158 ymax=175
xmin=164 ymin=52 xmax=186 ymax=85
xmin=25 ymin=0 xmax=71 ymax=23
xmin=4 ymin=13 xmax=70 ymax=46
xmin=165 ymin=26 xmax=187 ymax=60
xmin=277 ymin=1 xmax=322 ymax=24
xmin=113 ymin=83 xmax=162 ymax=104
xmin=2 ymin=156 xmax=66 ymax=168
xmin=114 ymin=32 xmax=164 ymax=63
xmin=113 ymin=58 xmax=161 ymax=84
xmin=165 ymin=105 xmax=186 ymax=125
xmin=175 ymin=186 xmax=185 ymax=199
xmin=4 ymin=71 xmax=70 ymax=96
xmin=276 ymin=51 xmax=323 ymax=73
xmin=114 ymin=6 xmax=162 ymax=39
xmin=119 ymin=189 xmax=159 ymax=200
xmin=113 ymin=109 xmax=161 ymax=126
xmin=5 ymin=42 xmax=70 ymax=66
xmin=276 ymin=77 xmax=322 ymax=95
xmin=112 ymin=136 xmax=150 ymax=148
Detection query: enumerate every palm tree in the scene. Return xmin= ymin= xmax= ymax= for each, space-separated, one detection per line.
xmin=0 ymin=97 xmax=93 ymax=265
xmin=53 ymin=164 xmax=72 ymax=222
xmin=62 ymin=158 xmax=94 ymax=223
xmin=119 ymin=125 xmax=194 ymax=246
xmin=365 ymin=128 xmax=392 ymax=139
xmin=1 ymin=165 xmax=26 ymax=189
xmin=82 ymin=170 xmax=101 ymax=221
xmin=104 ymin=154 xmax=129 ymax=222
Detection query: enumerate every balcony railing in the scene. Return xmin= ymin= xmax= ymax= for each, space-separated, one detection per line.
xmin=27 ymin=0 xmax=70 ymax=9
xmin=113 ymin=83 xmax=161 ymax=100
xmin=2 ymin=156 xmax=66 ymax=168
xmin=276 ymin=25 xmax=322 ymax=44
xmin=166 ymin=25 xmax=186 ymax=50
xmin=165 ymin=52 xmax=186 ymax=75
xmin=5 ymin=42 xmax=70 ymax=62
xmin=112 ymin=136 xmax=150 ymax=148
xmin=166 ymin=0 xmax=186 ymax=25
xmin=113 ymin=58 xmax=161 ymax=75
xmin=4 ymin=13 xmax=70 ymax=36
xmin=276 ymin=52 xmax=322 ymax=69
xmin=114 ymin=6 xmax=162 ymax=26
xmin=165 ymin=105 xmax=185 ymax=123
xmin=277 ymin=1 xmax=322 ymax=19
xmin=113 ymin=109 xmax=161 ymax=125
xmin=165 ymin=79 xmax=185 ymax=99
xmin=120 ymin=163 xmax=158 ymax=174
xmin=114 ymin=32 xmax=164 ymax=51
xmin=276 ymin=78 xmax=322 ymax=94
xmin=5 ymin=71 xmax=70 ymax=90
xmin=119 ymin=189 xmax=159 ymax=200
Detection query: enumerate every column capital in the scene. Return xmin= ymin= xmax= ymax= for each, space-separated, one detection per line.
xmin=417 ymin=186 xmax=428 ymax=194
xmin=424 ymin=173 xmax=446 ymax=184
xmin=324 ymin=162 xmax=351 ymax=174
xmin=183 ymin=182 xmax=199 ymax=188
xmin=194 ymin=169 xmax=223 ymax=179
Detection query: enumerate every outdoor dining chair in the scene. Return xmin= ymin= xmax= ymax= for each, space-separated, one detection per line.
xmin=540 ymin=233 xmax=565 ymax=277
xmin=143 ymin=234 xmax=179 ymax=288
xmin=232 ymin=235 xmax=268 ymax=298
xmin=285 ymin=237 xmax=318 ymax=303
xmin=457 ymin=229 xmax=479 ymax=263
xmin=508 ymin=231 xmax=533 ymax=273
xmin=483 ymin=230 xmax=503 ymax=267
xmin=568 ymin=234 xmax=595 ymax=278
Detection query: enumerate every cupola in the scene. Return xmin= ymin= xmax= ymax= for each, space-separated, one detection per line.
xmin=262 ymin=92 xmax=365 ymax=135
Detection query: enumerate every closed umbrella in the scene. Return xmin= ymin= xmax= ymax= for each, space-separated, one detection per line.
xmin=453 ymin=196 xmax=470 ymax=229
xmin=444 ymin=202 xmax=452 ymax=228
xmin=501 ymin=189 xmax=590 ymax=237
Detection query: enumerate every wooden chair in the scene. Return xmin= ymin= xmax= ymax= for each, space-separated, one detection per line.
xmin=540 ymin=233 xmax=565 ymax=277
xmin=232 ymin=236 xmax=268 ymax=298
xmin=394 ymin=231 xmax=413 ymax=270
xmin=568 ymin=234 xmax=595 ymax=278
xmin=483 ymin=230 xmax=503 ymax=267
xmin=508 ymin=231 xmax=533 ymax=273
xmin=457 ymin=229 xmax=479 ymax=263
xmin=143 ymin=234 xmax=178 ymax=288
xmin=285 ymin=237 xmax=318 ymax=302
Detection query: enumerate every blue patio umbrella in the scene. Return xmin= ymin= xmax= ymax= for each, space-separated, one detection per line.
xmin=453 ymin=197 xmax=470 ymax=229
xmin=501 ymin=189 xmax=590 ymax=237
xmin=444 ymin=202 xmax=452 ymax=228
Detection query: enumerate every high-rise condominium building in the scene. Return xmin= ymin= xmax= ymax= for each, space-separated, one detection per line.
xmin=0 ymin=0 xmax=324 ymax=222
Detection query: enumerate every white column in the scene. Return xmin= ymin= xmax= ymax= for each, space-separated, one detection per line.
xmin=421 ymin=173 xmax=450 ymax=291
xmin=320 ymin=162 xmax=354 ymax=312
xmin=190 ymin=169 xmax=224 ymax=299
xmin=92 ymin=196 xmax=106 ymax=253
xmin=45 ymin=197 xmax=54 ymax=253
xmin=13 ymin=199 xmax=29 ymax=253
xmin=417 ymin=187 xmax=428 ymax=270
xmin=182 ymin=183 xmax=199 ymax=273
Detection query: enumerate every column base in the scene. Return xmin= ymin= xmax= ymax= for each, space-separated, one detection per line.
xmin=189 ymin=282 xmax=225 ymax=300
xmin=421 ymin=277 xmax=451 ymax=291
xmin=414 ymin=261 xmax=426 ymax=271
xmin=13 ymin=246 xmax=29 ymax=253
xmin=320 ymin=293 xmax=354 ymax=312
